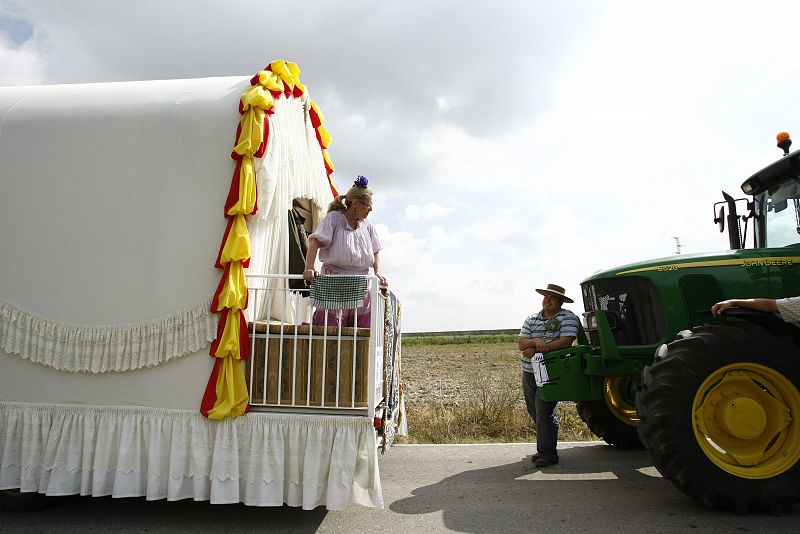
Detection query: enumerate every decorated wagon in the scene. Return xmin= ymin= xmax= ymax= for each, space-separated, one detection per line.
xmin=0 ymin=61 xmax=403 ymax=511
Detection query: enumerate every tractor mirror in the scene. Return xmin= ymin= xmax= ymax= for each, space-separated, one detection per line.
xmin=716 ymin=206 xmax=725 ymax=233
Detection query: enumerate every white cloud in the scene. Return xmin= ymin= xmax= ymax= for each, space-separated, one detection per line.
xmin=4 ymin=0 xmax=800 ymax=331
xmin=0 ymin=8 xmax=46 ymax=87
xmin=401 ymin=202 xmax=456 ymax=223
xmin=0 ymin=38 xmax=45 ymax=85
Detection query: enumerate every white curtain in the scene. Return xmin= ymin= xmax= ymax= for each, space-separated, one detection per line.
xmin=247 ymin=95 xmax=331 ymax=323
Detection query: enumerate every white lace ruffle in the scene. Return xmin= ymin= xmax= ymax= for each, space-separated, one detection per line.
xmin=0 ymin=298 xmax=218 ymax=373
xmin=0 ymin=402 xmax=382 ymax=510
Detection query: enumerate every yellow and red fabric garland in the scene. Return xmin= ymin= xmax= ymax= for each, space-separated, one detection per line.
xmin=201 ymin=60 xmax=338 ymax=419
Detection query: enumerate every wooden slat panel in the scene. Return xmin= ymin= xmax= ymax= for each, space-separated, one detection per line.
xmin=248 ymin=328 xmax=369 ymax=408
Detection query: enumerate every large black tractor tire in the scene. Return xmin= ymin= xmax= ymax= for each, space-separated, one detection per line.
xmin=577 ymin=378 xmax=643 ymax=449
xmin=636 ymin=324 xmax=800 ymax=514
xmin=0 ymin=489 xmax=49 ymax=513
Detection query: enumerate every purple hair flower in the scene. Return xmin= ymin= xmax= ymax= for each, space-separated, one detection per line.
xmin=354 ymin=175 xmax=369 ymax=188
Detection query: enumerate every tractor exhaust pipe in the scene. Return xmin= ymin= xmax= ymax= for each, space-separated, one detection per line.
xmin=722 ymin=191 xmax=741 ymax=250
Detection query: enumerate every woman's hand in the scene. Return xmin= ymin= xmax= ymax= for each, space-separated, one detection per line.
xmin=376 ymin=272 xmax=388 ymax=286
xmin=303 ymin=268 xmax=317 ymax=284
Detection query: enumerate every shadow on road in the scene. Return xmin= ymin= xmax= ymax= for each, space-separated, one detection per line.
xmin=3 ymin=494 xmax=329 ymax=533
xmin=388 ymin=444 xmax=798 ymax=533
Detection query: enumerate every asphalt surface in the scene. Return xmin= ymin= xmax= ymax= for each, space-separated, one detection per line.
xmin=2 ymin=441 xmax=797 ymax=533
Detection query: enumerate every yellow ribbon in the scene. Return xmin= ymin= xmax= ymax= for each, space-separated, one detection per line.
xmin=255 ymin=70 xmax=285 ymax=92
xmin=241 ymin=84 xmax=274 ymax=112
xmin=213 ymin=308 xmax=244 ymax=358
xmin=226 ymin=158 xmax=257 ymax=216
xmin=232 ymin=108 xmax=265 ymax=158
xmin=287 ymin=62 xmax=305 ymax=93
xmin=219 ymin=214 xmax=251 ymax=264
xmin=207 ymin=330 xmax=249 ymax=419
xmin=316 ymin=124 xmax=332 ymax=149
xmin=322 ymin=149 xmax=334 ymax=172
xmin=215 ymin=260 xmax=248 ymax=312
xmin=310 ymin=100 xmax=325 ymax=123
xmin=270 ymin=60 xmax=294 ymax=90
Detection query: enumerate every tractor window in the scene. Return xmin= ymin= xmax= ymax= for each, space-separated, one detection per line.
xmin=765 ymin=178 xmax=800 ymax=248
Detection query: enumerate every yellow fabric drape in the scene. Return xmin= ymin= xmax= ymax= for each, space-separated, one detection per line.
xmin=270 ymin=60 xmax=294 ymax=90
xmin=241 ymin=84 xmax=274 ymax=111
xmin=226 ymin=158 xmax=257 ymax=216
xmin=207 ymin=330 xmax=249 ymax=419
xmin=256 ymin=70 xmax=284 ymax=92
xmin=287 ymin=62 xmax=306 ymax=94
xmin=219 ymin=214 xmax=251 ymax=264
xmin=316 ymin=125 xmax=332 ymax=149
xmin=205 ymin=59 xmax=337 ymax=419
xmin=215 ymin=260 xmax=247 ymax=312
xmin=322 ymin=149 xmax=334 ymax=172
xmin=310 ymin=100 xmax=325 ymax=123
xmin=213 ymin=307 xmax=244 ymax=358
xmin=232 ymin=108 xmax=265 ymax=158
xmin=286 ymin=61 xmax=301 ymax=80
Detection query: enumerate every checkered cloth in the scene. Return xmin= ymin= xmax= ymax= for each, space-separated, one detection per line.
xmin=309 ymin=274 xmax=368 ymax=310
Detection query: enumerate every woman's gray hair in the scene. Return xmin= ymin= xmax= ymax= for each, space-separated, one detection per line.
xmin=327 ymin=184 xmax=374 ymax=213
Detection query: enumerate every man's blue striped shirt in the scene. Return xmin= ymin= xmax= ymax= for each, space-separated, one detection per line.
xmin=518 ymin=308 xmax=580 ymax=373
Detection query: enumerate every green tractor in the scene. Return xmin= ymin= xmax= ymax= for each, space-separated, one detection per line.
xmin=539 ymin=134 xmax=800 ymax=513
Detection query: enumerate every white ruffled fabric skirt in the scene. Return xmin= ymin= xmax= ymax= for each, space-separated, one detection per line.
xmin=0 ymin=402 xmax=382 ymax=510
xmin=0 ymin=298 xmax=217 ymax=374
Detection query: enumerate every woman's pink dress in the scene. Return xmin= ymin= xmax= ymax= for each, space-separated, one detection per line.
xmin=309 ymin=211 xmax=382 ymax=327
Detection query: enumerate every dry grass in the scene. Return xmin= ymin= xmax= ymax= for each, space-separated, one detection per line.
xmin=398 ymin=337 xmax=596 ymax=444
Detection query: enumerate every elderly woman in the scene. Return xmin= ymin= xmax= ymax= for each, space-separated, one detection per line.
xmin=303 ymin=175 xmax=387 ymax=327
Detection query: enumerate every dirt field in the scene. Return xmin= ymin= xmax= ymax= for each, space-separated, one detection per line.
xmin=398 ymin=339 xmax=596 ymax=444
xmin=401 ymin=341 xmax=514 ymax=405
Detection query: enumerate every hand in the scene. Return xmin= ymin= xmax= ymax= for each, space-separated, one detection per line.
xmin=522 ymin=348 xmax=536 ymax=358
xmin=303 ymin=269 xmax=317 ymax=284
xmin=711 ymin=300 xmax=733 ymax=317
xmin=376 ymin=273 xmax=388 ymax=286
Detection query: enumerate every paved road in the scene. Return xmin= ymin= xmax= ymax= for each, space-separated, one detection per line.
xmin=2 ymin=442 xmax=796 ymax=533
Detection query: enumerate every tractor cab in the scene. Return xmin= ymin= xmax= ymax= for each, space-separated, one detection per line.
xmin=716 ymin=132 xmax=800 ymax=250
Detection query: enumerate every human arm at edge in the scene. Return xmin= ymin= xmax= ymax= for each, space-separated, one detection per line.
xmin=303 ymin=237 xmax=321 ymax=283
xmin=373 ymin=251 xmax=388 ymax=286
xmin=711 ymin=298 xmax=779 ymax=317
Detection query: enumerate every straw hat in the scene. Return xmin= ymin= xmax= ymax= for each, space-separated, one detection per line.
xmin=535 ymin=283 xmax=573 ymax=304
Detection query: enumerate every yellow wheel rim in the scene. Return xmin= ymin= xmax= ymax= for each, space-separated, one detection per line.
xmin=693 ymin=362 xmax=800 ymax=479
xmin=604 ymin=377 xmax=640 ymax=426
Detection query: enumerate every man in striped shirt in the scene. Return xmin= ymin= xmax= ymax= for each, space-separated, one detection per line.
xmin=519 ymin=283 xmax=580 ymax=467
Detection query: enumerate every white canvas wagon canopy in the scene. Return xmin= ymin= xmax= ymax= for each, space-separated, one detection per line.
xmin=0 ymin=63 xmax=388 ymax=510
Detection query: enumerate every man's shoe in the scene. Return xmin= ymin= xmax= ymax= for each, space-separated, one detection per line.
xmin=531 ymin=453 xmax=542 ymax=463
xmin=534 ymin=456 xmax=558 ymax=468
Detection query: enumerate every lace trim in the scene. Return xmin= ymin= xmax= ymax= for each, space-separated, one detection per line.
xmin=0 ymin=298 xmax=217 ymax=373
xmin=0 ymin=402 xmax=381 ymax=509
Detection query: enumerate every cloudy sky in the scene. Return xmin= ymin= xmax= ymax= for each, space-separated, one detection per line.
xmin=3 ymin=1 xmax=800 ymax=332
